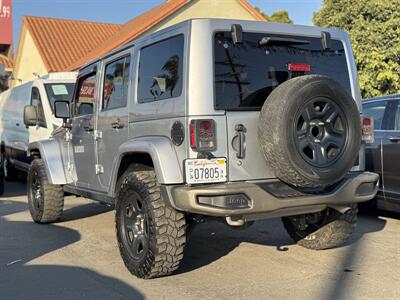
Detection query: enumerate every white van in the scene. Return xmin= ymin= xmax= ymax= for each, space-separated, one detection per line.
xmin=0 ymin=72 xmax=77 ymax=192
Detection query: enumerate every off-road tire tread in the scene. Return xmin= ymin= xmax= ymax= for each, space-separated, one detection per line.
xmin=28 ymin=159 xmax=64 ymax=223
xmin=282 ymin=204 xmax=358 ymax=250
xmin=116 ymin=168 xmax=186 ymax=279
xmin=259 ymin=75 xmax=361 ymax=188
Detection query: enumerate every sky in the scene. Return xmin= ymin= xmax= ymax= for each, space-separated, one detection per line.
xmin=12 ymin=0 xmax=322 ymax=47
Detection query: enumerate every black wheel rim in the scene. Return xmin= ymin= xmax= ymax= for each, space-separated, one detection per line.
xmin=31 ymin=171 xmax=43 ymax=211
xmin=121 ymin=193 xmax=149 ymax=261
xmin=294 ymin=97 xmax=348 ymax=167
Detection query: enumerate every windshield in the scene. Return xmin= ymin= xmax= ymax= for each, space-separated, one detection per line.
xmin=214 ymin=31 xmax=351 ymax=110
xmin=44 ymin=83 xmax=75 ymax=111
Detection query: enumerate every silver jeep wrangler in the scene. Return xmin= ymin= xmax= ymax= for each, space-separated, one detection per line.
xmin=26 ymin=19 xmax=378 ymax=279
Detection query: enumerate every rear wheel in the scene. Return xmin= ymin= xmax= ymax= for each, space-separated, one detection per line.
xmin=282 ymin=204 xmax=358 ymax=250
xmin=115 ymin=167 xmax=186 ymax=279
xmin=28 ymin=159 xmax=64 ymax=223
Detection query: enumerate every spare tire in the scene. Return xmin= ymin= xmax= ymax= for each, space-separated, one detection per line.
xmin=258 ymin=75 xmax=361 ymax=188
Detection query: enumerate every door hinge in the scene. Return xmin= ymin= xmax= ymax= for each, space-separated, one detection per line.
xmin=94 ymin=130 xmax=102 ymax=140
xmin=65 ymin=130 xmax=72 ymax=142
xmin=95 ymin=164 xmax=104 ymax=175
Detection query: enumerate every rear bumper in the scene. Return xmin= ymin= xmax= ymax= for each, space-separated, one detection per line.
xmin=164 ymin=172 xmax=379 ymax=221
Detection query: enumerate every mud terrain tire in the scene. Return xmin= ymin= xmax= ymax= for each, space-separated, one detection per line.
xmin=282 ymin=204 xmax=358 ymax=250
xmin=28 ymin=159 xmax=64 ymax=223
xmin=116 ymin=167 xmax=186 ymax=279
xmin=258 ymin=75 xmax=361 ymax=188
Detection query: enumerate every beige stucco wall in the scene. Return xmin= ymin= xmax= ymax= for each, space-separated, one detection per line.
xmin=12 ymin=28 xmax=47 ymax=87
xmin=151 ymin=0 xmax=259 ymax=32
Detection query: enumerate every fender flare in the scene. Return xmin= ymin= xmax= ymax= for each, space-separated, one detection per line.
xmin=28 ymin=139 xmax=69 ymax=185
xmin=111 ymin=136 xmax=183 ymax=192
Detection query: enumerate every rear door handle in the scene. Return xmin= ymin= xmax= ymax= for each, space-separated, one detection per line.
xmin=111 ymin=119 xmax=124 ymax=129
xmin=389 ymin=136 xmax=400 ymax=142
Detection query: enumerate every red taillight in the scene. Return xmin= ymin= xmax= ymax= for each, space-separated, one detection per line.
xmin=362 ymin=116 xmax=374 ymax=144
xmin=362 ymin=117 xmax=371 ymax=126
xmin=288 ymin=63 xmax=311 ymax=72
xmin=189 ymin=119 xmax=216 ymax=152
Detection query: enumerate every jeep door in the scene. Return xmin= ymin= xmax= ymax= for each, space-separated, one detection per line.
xmin=69 ymin=67 xmax=99 ymax=189
xmin=95 ymin=53 xmax=130 ymax=191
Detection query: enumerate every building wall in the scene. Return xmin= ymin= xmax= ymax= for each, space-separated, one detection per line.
xmin=151 ymin=0 xmax=259 ymax=32
xmin=12 ymin=28 xmax=47 ymax=87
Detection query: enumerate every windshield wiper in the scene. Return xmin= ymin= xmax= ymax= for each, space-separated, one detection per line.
xmin=258 ymin=37 xmax=310 ymax=47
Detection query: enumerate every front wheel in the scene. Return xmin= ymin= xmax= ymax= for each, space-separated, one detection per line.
xmin=28 ymin=159 xmax=64 ymax=223
xmin=115 ymin=167 xmax=186 ymax=279
xmin=282 ymin=204 xmax=357 ymax=250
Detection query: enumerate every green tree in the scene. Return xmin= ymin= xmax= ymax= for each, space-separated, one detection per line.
xmin=254 ymin=7 xmax=293 ymax=24
xmin=314 ymin=0 xmax=400 ymax=98
xmin=269 ymin=10 xmax=293 ymax=24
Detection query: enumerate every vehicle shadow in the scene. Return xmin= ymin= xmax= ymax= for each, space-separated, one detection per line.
xmin=0 ymin=200 xmax=144 ymax=300
xmin=177 ymin=211 xmax=387 ymax=275
xmin=1 ymin=181 xmax=27 ymax=197
xmin=59 ymin=201 xmax=114 ymax=222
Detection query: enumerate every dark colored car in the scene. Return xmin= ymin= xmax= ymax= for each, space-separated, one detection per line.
xmin=363 ymin=94 xmax=400 ymax=212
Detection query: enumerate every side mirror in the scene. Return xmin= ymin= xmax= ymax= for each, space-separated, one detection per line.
xmin=24 ymin=105 xmax=38 ymax=127
xmin=54 ymin=101 xmax=71 ymax=128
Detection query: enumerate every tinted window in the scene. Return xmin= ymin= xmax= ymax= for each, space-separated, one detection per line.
xmin=393 ymin=103 xmax=400 ymax=131
xmin=76 ymin=73 xmax=96 ymax=116
xmin=214 ymin=32 xmax=351 ymax=110
xmin=103 ymin=56 xmax=130 ymax=110
xmin=44 ymin=83 xmax=75 ymax=112
xmin=31 ymin=87 xmax=46 ymax=127
xmin=138 ymin=35 xmax=184 ymax=102
xmin=363 ymin=101 xmax=387 ymax=130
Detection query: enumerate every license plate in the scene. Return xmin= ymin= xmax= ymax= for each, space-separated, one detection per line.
xmin=185 ymin=158 xmax=227 ymax=184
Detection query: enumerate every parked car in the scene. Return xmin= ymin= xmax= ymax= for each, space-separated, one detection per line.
xmin=0 ymin=72 xmax=77 ymax=193
xmin=26 ymin=19 xmax=378 ymax=279
xmin=363 ymin=94 xmax=400 ymax=212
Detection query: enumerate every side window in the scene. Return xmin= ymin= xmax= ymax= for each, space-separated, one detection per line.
xmin=31 ymin=87 xmax=46 ymax=128
xmin=393 ymin=102 xmax=400 ymax=131
xmin=363 ymin=100 xmax=387 ymax=130
xmin=76 ymin=73 xmax=96 ymax=116
xmin=102 ymin=56 xmax=130 ymax=110
xmin=138 ymin=35 xmax=184 ymax=103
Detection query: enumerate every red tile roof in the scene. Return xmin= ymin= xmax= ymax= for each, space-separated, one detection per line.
xmin=67 ymin=0 xmax=190 ymax=71
xmin=0 ymin=54 xmax=13 ymax=70
xmin=66 ymin=0 xmax=266 ymax=71
xmin=23 ymin=16 xmax=122 ymax=72
xmin=238 ymin=0 xmax=267 ymax=21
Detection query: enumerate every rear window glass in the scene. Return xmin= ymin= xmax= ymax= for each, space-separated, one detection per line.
xmin=138 ymin=35 xmax=184 ymax=103
xmin=214 ymin=31 xmax=351 ymax=110
xmin=44 ymin=83 xmax=75 ymax=111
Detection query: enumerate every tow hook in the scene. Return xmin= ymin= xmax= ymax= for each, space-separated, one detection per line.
xmin=226 ymin=216 xmax=245 ymax=226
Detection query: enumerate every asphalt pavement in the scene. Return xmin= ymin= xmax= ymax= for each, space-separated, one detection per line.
xmin=0 ymin=181 xmax=399 ymax=300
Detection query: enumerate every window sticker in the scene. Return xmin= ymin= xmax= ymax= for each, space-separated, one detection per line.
xmin=52 ymin=84 xmax=69 ymax=95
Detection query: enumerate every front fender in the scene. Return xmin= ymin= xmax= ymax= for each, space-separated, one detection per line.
xmin=28 ymin=139 xmax=69 ymax=185
xmin=114 ymin=136 xmax=183 ymax=185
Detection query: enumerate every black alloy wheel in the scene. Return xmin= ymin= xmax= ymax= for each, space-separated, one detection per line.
xmin=31 ymin=170 xmax=44 ymax=212
xmin=294 ymin=97 xmax=347 ymax=167
xmin=120 ymin=192 xmax=149 ymax=261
